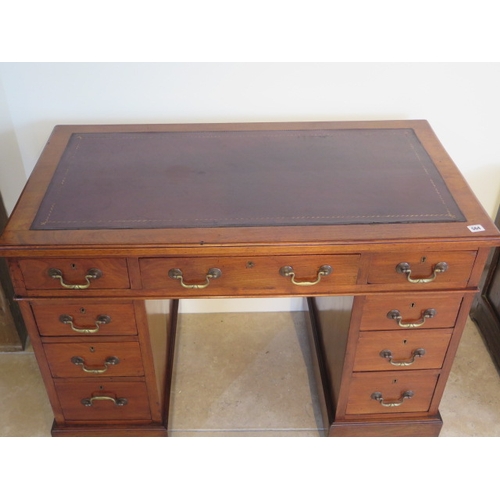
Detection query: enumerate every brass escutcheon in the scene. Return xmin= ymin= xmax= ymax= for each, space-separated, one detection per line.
xmin=396 ymin=261 xmax=448 ymax=283
xmin=71 ymin=356 xmax=120 ymax=374
xmin=168 ymin=268 xmax=222 ymax=289
xmin=48 ymin=267 xmax=103 ymax=289
xmin=371 ymin=390 xmax=414 ymax=407
xmin=81 ymin=395 xmax=128 ymax=407
xmin=59 ymin=314 xmax=111 ymax=334
xmin=379 ymin=348 xmax=426 ymax=366
xmin=279 ymin=265 xmax=332 ymax=286
xmin=387 ymin=308 xmax=436 ymax=329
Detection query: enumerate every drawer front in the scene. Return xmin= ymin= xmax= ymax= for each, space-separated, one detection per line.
xmin=367 ymin=251 xmax=476 ymax=288
xmin=139 ymin=254 xmax=360 ymax=295
xmin=54 ymin=380 xmax=151 ymax=421
xmin=32 ymin=302 xmax=137 ymax=336
xmin=353 ymin=329 xmax=453 ymax=372
xmin=359 ymin=293 xmax=464 ymax=331
xmin=19 ymin=258 xmax=130 ymax=290
xmin=345 ymin=371 xmax=439 ymax=415
xmin=44 ymin=341 xmax=144 ymax=378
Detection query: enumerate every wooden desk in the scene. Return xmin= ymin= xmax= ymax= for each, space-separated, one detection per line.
xmin=2 ymin=120 xmax=499 ymax=437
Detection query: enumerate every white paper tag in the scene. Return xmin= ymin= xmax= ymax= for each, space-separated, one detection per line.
xmin=467 ymin=224 xmax=485 ymax=232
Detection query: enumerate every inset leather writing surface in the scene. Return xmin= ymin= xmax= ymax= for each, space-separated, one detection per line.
xmin=31 ymin=128 xmax=465 ymax=230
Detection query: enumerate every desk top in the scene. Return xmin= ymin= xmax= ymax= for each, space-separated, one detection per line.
xmin=31 ymin=127 xmax=463 ymax=230
xmin=1 ymin=120 xmax=499 ymax=254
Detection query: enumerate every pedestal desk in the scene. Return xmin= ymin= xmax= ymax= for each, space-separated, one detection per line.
xmin=2 ymin=121 xmax=499 ymax=437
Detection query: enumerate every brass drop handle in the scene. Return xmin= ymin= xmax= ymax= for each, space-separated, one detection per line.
xmin=380 ymin=348 xmax=426 ymax=366
xmin=371 ymin=390 xmax=414 ymax=407
xmin=279 ymin=265 xmax=332 ymax=286
xmin=81 ymin=395 xmax=128 ymax=407
xmin=168 ymin=268 xmax=222 ymax=289
xmin=71 ymin=356 xmax=120 ymax=374
xmin=48 ymin=267 xmax=103 ymax=289
xmin=59 ymin=314 xmax=111 ymax=334
xmin=387 ymin=308 xmax=436 ymax=329
xmin=396 ymin=261 xmax=448 ymax=283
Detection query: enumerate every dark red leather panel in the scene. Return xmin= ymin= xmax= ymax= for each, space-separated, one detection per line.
xmin=32 ymin=128 xmax=465 ymax=230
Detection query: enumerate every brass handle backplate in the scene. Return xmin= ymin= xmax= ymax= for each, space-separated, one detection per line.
xmin=59 ymin=314 xmax=111 ymax=334
xmin=81 ymin=395 xmax=128 ymax=407
xmin=48 ymin=267 xmax=103 ymax=289
xmin=279 ymin=265 xmax=332 ymax=286
xmin=387 ymin=308 xmax=436 ymax=329
xmin=371 ymin=390 xmax=414 ymax=407
xmin=396 ymin=261 xmax=448 ymax=283
xmin=168 ymin=268 xmax=222 ymax=289
xmin=71 ymin=356 xmax=120 ymax=374
xmin=380 ymin=348 xmax=426 ymax=366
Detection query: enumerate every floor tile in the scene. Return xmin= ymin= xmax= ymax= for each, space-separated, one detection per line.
xmin=0 ymin=350 xmax=53 ymax=436
xmin=440 ymin=318 xmax=500 ymax=436
xmin=168 ymin=312 xmax=325 ymax=436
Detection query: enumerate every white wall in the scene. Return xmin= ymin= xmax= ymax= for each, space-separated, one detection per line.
xmin=1 ymin=63 xmax=499 ymax=312
xmin=0 ymin=75 xmax=27 ymax=214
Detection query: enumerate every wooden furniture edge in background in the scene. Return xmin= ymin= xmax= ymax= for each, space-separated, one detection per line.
xmin=0 ymin=193 xmax=27 ymax=351
xmin=470 ymin=205 xmax=500 ymax=372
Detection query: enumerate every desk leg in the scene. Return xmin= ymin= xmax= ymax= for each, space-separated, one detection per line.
xmin=163 ymin=299 xmax=179 ymax=434
xmin=326 ymin=414 xmax=443 ymax=437
xmin=48 ymin=299 xmax=179 ymax=437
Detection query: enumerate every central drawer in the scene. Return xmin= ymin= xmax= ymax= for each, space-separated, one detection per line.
xmin=139 ymin=254 xmax=360 ymax=295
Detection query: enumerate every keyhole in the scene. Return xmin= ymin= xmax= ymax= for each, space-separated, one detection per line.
xmin=80 ymin=307 xmax=86 ymax=314
xmin=410 ymin=302 xmax=415 ymax=308
xmin=90 ymin=346 xmax=95 ymax=352
xmin=99 ymin=385 xmax=104 ymax=390
xmin=392 ymin=379 xmax=398 ymax=384
xmin=421 ymin=256 xmax=427 ymax=263
xmin=71 ymin=263 xmax=77 ymax=269
xmin=403 ymin=339 xmax=408 ymax=345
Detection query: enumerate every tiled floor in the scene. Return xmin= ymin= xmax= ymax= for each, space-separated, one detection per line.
xmin=1 ymin=311 xmax=500 ymax=437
